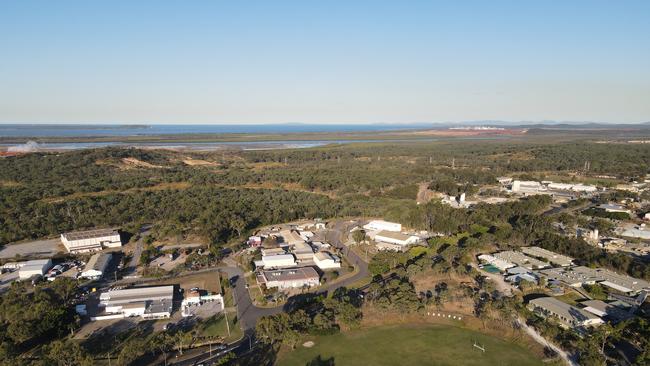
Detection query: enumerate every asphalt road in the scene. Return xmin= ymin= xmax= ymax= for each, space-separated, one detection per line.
xmin=221 ymin=219 xmax=370 ymax=332
xmin=125 ymin=226 xmax=150 ymax=277
xmin=175 ymin=220 xmax=371 ymax=365
xmin=0 ymin=238 xmax=61 ymax=259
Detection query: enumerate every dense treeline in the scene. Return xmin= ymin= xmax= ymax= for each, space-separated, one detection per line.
xmin=0 ymin=279 xmax=79 ymax=362
xmin=0 ymin=187 xmax=342 ymax=245
xmin=1 ymin=144 xmax=649 ymax=278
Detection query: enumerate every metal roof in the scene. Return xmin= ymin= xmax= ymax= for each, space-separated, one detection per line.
xmin=62 ymin=228 xmax=119 ymax=241
xmin=263 ymin=267 xmax=319 ymax=282
xmin=375 ymin=230 xmax=414 ymax=241
xmin=85 ymin=252 xmax=112 ymax=272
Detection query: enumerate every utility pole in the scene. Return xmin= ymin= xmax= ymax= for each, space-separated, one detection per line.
xmin=224 ymin=310 xmax=231 ymax=337
xmin=107 ymin=352 xmax=112 ymax=366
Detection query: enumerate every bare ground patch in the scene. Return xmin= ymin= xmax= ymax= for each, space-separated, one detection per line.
xmin=182 ymin=158 xmax=220 ymax=166
xmin=42 ymin=182 xmax=192 ymax=203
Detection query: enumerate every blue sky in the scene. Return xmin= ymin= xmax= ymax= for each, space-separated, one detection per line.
xmin=0 ymin=1 xmax=648 ymax=124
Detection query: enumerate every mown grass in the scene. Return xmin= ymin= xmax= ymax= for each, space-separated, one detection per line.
xmin=277 ymin=324 xmax=545 ymax=366
xmin=200 ymin=310 xmax=242 ymax=342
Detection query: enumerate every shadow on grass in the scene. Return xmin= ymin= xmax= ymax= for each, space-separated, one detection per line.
xmin=306 ymin=355 xmax=336 ymax=366
xmin=233 ymin=342 xmax=278 ymax=366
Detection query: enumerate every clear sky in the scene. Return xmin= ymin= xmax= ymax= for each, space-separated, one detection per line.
xmin=0 ymin=1 xmax=648 ymax=124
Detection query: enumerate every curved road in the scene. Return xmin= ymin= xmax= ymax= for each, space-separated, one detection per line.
xmin=175 ymin=221 xmax=370 ymax=365
xmin=225 ymin=221 xmax=369 ymax=331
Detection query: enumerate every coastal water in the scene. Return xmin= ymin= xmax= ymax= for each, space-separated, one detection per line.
xmin=0 ymin=123 xmax=508 ymax=151
xmin=0 ymin=123 xmax=435 ymax=138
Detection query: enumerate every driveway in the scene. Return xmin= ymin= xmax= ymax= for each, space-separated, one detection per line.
xmin=220 ymin=220 xmax=370 ymax=332
xmin=473 ymin=263 xmax=575 ymax=366
xmin=0 ymin=238 xmax=62 ymax=259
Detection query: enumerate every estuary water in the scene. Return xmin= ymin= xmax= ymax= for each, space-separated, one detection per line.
xmin=0 ymin=123 xmax=435 ymax=137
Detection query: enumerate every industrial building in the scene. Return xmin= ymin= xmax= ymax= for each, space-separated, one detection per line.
xmin=17 ymin=259 xmax=53 ymax=280
xmin=256 ymin=254 xmax=297 ymax=269
xmin=492 ymin=251 xmax=551 ymax=270
xmin=597 ymin=204 xmax=631 ymax=214
xmin=291 ymin=242 xmax=315 ymax=262
xmin=528 ymin=297 xmax=603 ymax=329
xmin=279 ymin=230 xmax=305 ymax=246
xmin=313 ymin=252 xmax=341 ymax=270
xmin=580 ymin=300 xmax=633 ymax=323
xmin=363 ymin=220 xmax=402 ymax=232
xmin=181 ymin=289 xmax=224 ymax=316
xmin=546 ymin=182 xmax=597 ymax=193
xmin=80 ymin=252 xmax=113 ymax=280
xmin=538 ymin=266 xmax=650 ymax=295
xmin=256 ymin=267 xmax=320 ymax=290
xmin=537 ymin=267 xmax=602 ymax=288
xmin=521 ymin=247 xmax=574 ymax=267
xmin=477 ymin=254 xmax=515 ymax=271
xmin=60 ymin=228 xmax=122 ymax=253
xmin=374 ymin=231 xmax=419 ymax=246
xmin=511 ymin=180 xmax=543 ymax=193
xmin=571 ymin=266 xmax=650 ymax=295
xmin=92 ymin=285 xmax=175 ymax=321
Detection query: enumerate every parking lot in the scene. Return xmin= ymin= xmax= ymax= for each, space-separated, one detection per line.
xmin=0 ymin=270 xmax=19 ymax=291
xmin=149 ymin=252 xmax=188 ymax=271
xmin=0 ymin=238 xmax=63 ymax=259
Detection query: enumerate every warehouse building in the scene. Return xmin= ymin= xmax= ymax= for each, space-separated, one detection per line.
xmin=546 ymin=182 xmax=597 ymax=193
xmin=528 ymin=297 xmax=603 ymax=329
xmin=18 ymin=259 xmax=53 ymax=280
xmin=538 ymin=267 xmax=602 ymax=288
xmin=521 ymin=247 xmax=574 ymax=267
xmin=493 ymin=251 xmax=550 ymax=270
xmin=80 ymin=252 xmax=113 ymax=280
xmin=61 ymin=228 xmax=122 ymax=253
xmin=477 ymin=254 xmax=515 ymax=271
xmin=363 ymin=220 xmax=402 ymax=232
xmin=374 ymin=231 xmax=419 ymax=246
xmin=93 ymin=285 xmax=175 ymax=321
xmin=598 ymin=204 xmax=631 ymax=214
xmin=511 ymin=180 xmax=544 ymax=194
xmin=313 ymin=252 xmax=341 ymax=270
xmin=255 ymin=254 xmax=297 ymax=269
xmin=580 ymin=300 xmax=633 ymax=323
xmin=571 ymin=266 xmax=650 ymax=295
xmin=279 ymin=230 xmax=305 ymax=246
xmin=256 ymin=267 xmax=320 ymax=290
xmin=291 ymin=242 xmax=316 ymax=262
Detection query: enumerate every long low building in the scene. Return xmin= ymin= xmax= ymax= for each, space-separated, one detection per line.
xmin=61 ymin=228 xmax=122 ymax=253
xmin=537 ymin=267 xmax=602 ymax=288
xmin=580 ymin=300 xmax=633 ymax=322
xmin=493 ymin=251 xmax=550 ymax=270
xmin=93 ymin=285 xmax=175 ymax=321
xmin=80 ymin=252 xmax=112 ymax=280
xmin=18 ymin=259 xmax=53 ymax=280
xmin=374 ymin=230 xmax=420 ymax=246
xmin=528 ymin=297 xmax=603 ymax=329
xmin=256 ymin=254 xmax=297 ymax=269
xmin=478 ymin=254 xmax=515 ymax=271
xmin=313 ymin=252 xmax=341 ymax=270
xmin=521 ymin=246 xmax=574 ymax=267
xmin=538 ymin=266 xmax=650 ymax=295
xmin=363 ymin=220 xmax=402 ymax=232
xmin=571 ymin=266 xmax=650 ymax=295
xmin=256 ymin=267 xmax=320 ymax=290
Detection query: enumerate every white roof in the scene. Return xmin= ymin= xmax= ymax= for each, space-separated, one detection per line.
xmin=262 ymin=254 xmax=295 ymax=262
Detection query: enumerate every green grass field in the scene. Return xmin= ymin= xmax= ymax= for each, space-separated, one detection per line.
xmin=277 ymin=324 xmax=545 ymax=366
xmin=200 ymin=310 xmax=242 ymax=342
